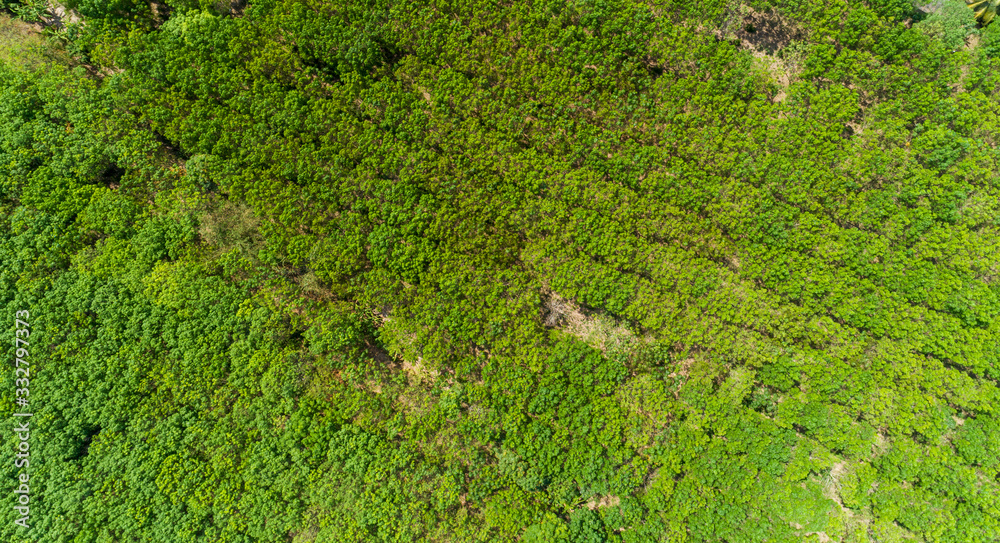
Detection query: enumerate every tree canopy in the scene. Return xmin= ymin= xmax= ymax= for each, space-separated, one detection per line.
xmin=1 ymin=0 xmax=999 ymax=541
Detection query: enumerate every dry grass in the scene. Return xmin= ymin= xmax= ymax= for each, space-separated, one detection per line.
xmin=0 ymin=14 xmax=54 ymax=69
xmin=715 ymin=5 xmax=808 ymax=104
xmin=402 ymin=356 xmax=440 ymax=386
xmin=297 ymin=270 xmax=332 ymax=298
xmin=822 ymin=461 xmax=853 ymax=516
xmin=725 ymin=5 xmax=806 ymax=54
xmin=542 ymin=291 xmax=638 ymax=354
xmin=198 ymin=200 xmax=264 ymax=253
xmin=584 ymin=494 xmax=621 ymax=510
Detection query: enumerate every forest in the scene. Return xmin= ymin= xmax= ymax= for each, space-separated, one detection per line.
xmin=1 ymin=0 xmax=999 ymax=541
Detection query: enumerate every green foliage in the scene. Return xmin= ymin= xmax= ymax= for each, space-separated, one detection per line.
xmin=954 ymin=415 xmax=1000 ymax=471
xmin=0 ymin=0 xmax=999 ymax=541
